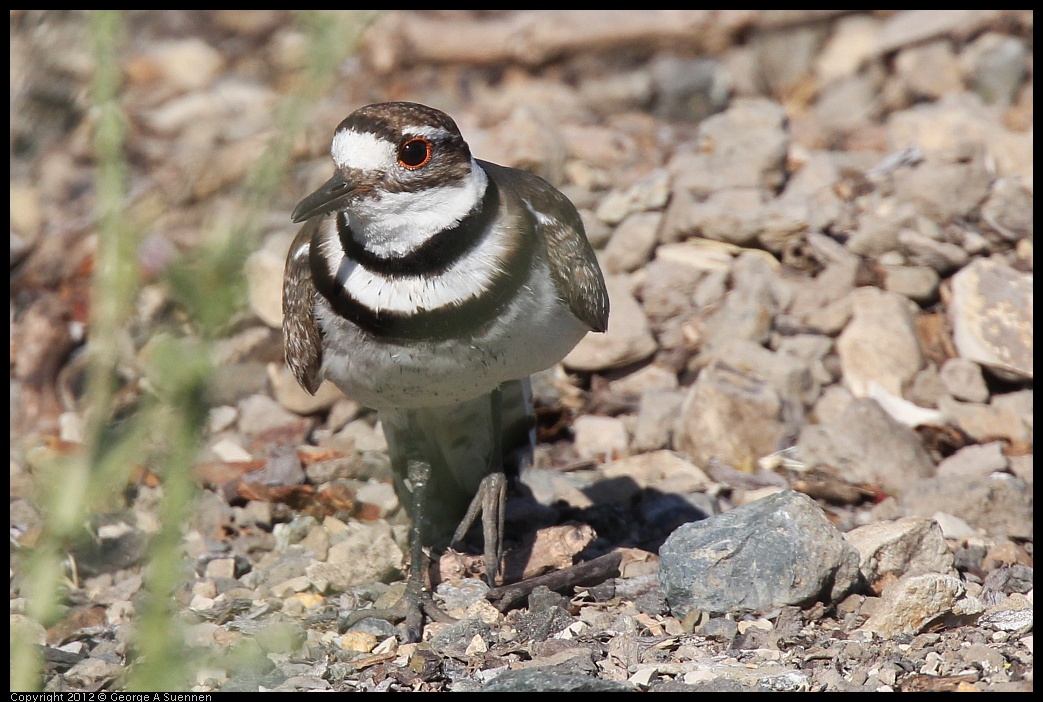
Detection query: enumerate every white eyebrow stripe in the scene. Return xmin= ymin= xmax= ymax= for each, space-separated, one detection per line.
xmin=402 ymin=125 xmax=452 ymax=140
xmin=330 ymin=130 xmax=395 ymax=171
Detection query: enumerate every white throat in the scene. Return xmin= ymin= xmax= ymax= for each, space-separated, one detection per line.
xmin=346 ymin=161 xmax=488 ymax=257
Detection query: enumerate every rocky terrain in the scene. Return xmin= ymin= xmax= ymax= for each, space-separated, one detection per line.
xmin=10 ymin=10 xmax=1033 ymax=692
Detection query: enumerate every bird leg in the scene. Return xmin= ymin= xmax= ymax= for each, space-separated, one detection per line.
xmin=451 ymin=386 xmax=506 ymax=586
xmin=402 ymin=454 xmax=433 ymax=640
xmin=338 ymin=454 xmax=447 ymax=642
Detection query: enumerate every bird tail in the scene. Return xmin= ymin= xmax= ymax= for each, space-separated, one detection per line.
xmin=379 ymin=378 xmax=534 ymax=547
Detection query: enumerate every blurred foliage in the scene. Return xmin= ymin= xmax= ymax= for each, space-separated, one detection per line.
xmin=11 ymin=10 xmax=375 ymax=691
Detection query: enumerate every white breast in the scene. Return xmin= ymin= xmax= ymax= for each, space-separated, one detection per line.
xmin=315 ymin=252 xmax=590 ymax=409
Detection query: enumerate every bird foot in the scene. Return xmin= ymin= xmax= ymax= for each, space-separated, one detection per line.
xmin=451 ymin=471 xmax=507 ymax=587
xmin=340 ymin=588 xmax=454 ymax=643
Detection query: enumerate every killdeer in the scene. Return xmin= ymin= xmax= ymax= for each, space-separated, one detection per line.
xmin=282 ymin=102 xmax=608 ymax=639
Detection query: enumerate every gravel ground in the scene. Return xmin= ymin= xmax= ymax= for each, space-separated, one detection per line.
xmin=10 ymin=10 xmax=1033 ymax=692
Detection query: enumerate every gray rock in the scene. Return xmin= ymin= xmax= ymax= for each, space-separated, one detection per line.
xmin=475 ymin=106 xmax=566 ymax=186
xmin=482 ymin=669 xmax=635 ymax=692
xmin=978 ymin=593 xmax=1032 ymax=631
xmin=860 ymin=573 xmax=966 ymax=637
xmin=608 ymin=363 xmax=678 ymax=399
xmin=693 ymin=268 xmax=729 ymax=309
xmin=702 ymin=253 xmax=790 ymax=350
xmin=638 ymin=259 xmax=705 ymax=327
xmin=847 ymin=197 xmax=918 ymax=258
xmin=238 ymin=393 xmax=309 ymax=436
xmin=836 ymin=287 xmax=924 ymax=398
xmin=245 ymin=240 xmax=290 ymax=329
xmin=907 ymin=365 xmax=946 ymax=408
xmin=886 ymin=92 xmax=1032 ymax=180
xmin=572 ymin=415 xmax=629 ymax=460
xmin=578 ymin=70 xmax=654 ymax=117
xmin=896 ymin=229 xmax=970 ymax=274
xmin=813 ymin=72 xmax=881 ymax=136
xmin=797 ymin=398 xmax=935 ymax=494
xmin=750 ymin=24 xmax=824 ymax=97
xmin=939 ymin=393 xmax=1032 ymax=445
xmin=933 ymin=512 xmax=980 ymax=540
xmin=939 ymin=358 xmax=990 ymax=403
xmin=631 ymin=390 xmax=685 ymax=452
xmin=209 ymin=362 xmax=273 ymax=406
xmin=579 ymin=209 xmax=612 ymax=248
xmin=71 ymin=521 xmax=150 ymax=577
xmin=936 ymin=441 xmax=1008 ymax=480
xmin=980 ymin=177 xmax=1033 ymax=242
xmin=657 ymin=188 xmax=700 ymax=244
xmin=696 ymin=615 xmax=739 ymax=642
xmin=64 ymin=656 xmax=127 ymax=690
xmin=866 ymin=382 xmax=946 ymax=428
xmin=653 ymin=239 xmax=735 ymax=272
xmin=812 ymin=385 xmax=854 ymax=424
xmin=564 ymin=275 xmax=658 ymax=371
xmin=881 ymin=264 xmax=940 ymax=303
xmin=892 ymin=145 xmax=991 ymax=224
xmin=602 ymin=211 xmax=661 ymax=273
xmin=685 ymin=188 xmax=766 ymax=246
xmin=140 ymin=37 xmax=226 ymax=92
xmin=649 ymin=54 xmax=730 ymax=122
xmin=1007 ymin=453 xmax=1033 ymax=484
xmin=669 ymin=98 xmax=789 ymax=196
xmin=701 ymin=291 xmax=774 ymax=350
xmin=512 ymin=605 xmax=577 ymax=642
xmin=875 ymin=10 xmax=1001 ymax=55
xmin=269 ymin=362 xmax=343 ymax=416
xmin=948 ymin=258 xmax=1033 ymax=381
xmin=676 ymin=361 xmax=804 ymax=470
xmin=597 ymin=450 xmax=711 ymax=498
xmin=324 ymin=418 xmax=388 ymax=454
xmin=774 ymin=333 xmax=835 ymax=389
xmin=844 ymin=517 xmax=955 ymax=588
xmin=898 ymin=473 xmax=1032 ymax=539
xmin=9 ymin=184 xmax=42 ymax=266
xmin=894 ymin=40 xmax=963 ymax=100
xmin=428 ymin=617 xmax=491 ymax=657
xmin=527 ymin=585 xmax=569 ymax=611
xmin=354 ymin=480 xmax=399 ymax=518
xmin=964 ymin=33 xmax=1029 ymax=107
xmin=815 ymin=14 xmax=882 ymax=84
xmin=709 ymin=340 xmax=817 ymax=407
xmin=788 ymin=257 xmax=859 ymax=331
xmin=763 ymin=151 xmax=844 ymax=245
xmin=659 ymin=490 xmax=860 ymax=617
xmin=594 ymin=168 xmax=670 ymax=225
xmin=305 ymin=522 xmax=403 ymax=592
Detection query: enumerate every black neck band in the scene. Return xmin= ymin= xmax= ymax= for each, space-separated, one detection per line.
xmin=337 ymin=178 xmax=500 ymax=278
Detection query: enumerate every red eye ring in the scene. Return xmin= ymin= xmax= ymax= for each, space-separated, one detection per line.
xmin=397 ymin=138 xmax=432 ymax=169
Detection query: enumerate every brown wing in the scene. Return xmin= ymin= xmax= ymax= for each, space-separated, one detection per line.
xmin=282 ymin=221 xmax=324 ymax=395
xmin=479 ymin=160 xmax=609 ymax=333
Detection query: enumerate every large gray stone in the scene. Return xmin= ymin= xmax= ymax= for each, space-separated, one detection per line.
xmin=659 ymin=490 xmax=860 ymax=618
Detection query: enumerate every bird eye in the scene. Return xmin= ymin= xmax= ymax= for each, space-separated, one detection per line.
xmin=397 ymin=138 xmax=432 ymax=169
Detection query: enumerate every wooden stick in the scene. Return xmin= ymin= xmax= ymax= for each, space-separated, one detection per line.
xmin=486 ymin=550 xmax=623 ymax=612
xmin=363 ymin=11 xmax=749 ymax=72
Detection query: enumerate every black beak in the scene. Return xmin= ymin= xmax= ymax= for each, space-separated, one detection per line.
xmin=291 ymin=172 xmax=356 ymax=223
